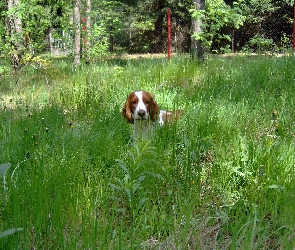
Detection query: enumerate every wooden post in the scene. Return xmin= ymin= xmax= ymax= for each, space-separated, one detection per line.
xmin=293 ymin=0 xmax=295 ymax=50
xmin=82 ymin=17 xmax=87 ymax=47
xmin=167 ymin=8 xmax=171 ymax=60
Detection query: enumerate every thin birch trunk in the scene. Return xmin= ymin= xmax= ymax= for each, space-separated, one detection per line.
xmin=86 ymin=0 xmax=91 ymax=51
xmin=73 ymin=0 xmax=81 ymax=66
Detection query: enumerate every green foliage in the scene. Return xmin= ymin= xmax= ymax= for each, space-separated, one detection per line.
xmin=88 ymin=24 xmax=109 ymax=58
xmin=0 ymin=0 xmax=72 ymax=69
xmin=247 ymin=35 xmax=274 ymax=51
xmin=191 ymin=0 xmax=246 ymax=52
xmin=190 ymin=0 xmax=293 ymax=53
xmin=0 ymin=0 xmax=292 ymax=62
xmin=21 ymin=0 xmax=72 ymax=52
xmin=279 ymin=33 xmax=292 ymax=51
xmin=88 ymin=1 xmax=127 ymax=58
xmin=110 ymin=0 xmax=192 ymax=53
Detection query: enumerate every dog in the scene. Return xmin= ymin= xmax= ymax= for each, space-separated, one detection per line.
xmin=122 ymin=90 xmax=184 ymax=138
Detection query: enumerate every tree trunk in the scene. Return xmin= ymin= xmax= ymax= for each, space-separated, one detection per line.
xmin=73 ymin=0 xmax=81 ymax=66
xmin=86 ymin=0 xmax=91 ymax=49
xmin=191 ymin=0 xmax=205 ymax=62
xmin=6 ymin=0 xmax=24 ymax=70
xmin=48 ymin=28 xmax=54 ymax=55
xmin=153 ymin=1 xmax=166 ymax=53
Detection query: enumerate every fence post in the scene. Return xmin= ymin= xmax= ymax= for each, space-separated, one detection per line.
xmin=293 ymin=0 xmax=295 ymax=50
xmin=81 ymin=17 xmax=87 ymax=47
xmin=168 ymin=8 xmax=171 ymax=60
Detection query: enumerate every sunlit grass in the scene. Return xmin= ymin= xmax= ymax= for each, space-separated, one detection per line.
xmin=1 ymin=54 xmax=295 ymax=249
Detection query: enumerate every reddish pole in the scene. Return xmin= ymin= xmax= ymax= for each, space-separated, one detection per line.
xmin=167 ymin=8 xmax=171 ymax=60
xmin=82 ymin=17 xmax=87 ymax=46
xmin=293 ymin=0 xmax=295 ymax=50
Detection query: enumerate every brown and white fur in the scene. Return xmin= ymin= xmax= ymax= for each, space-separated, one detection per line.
xmin=122 ymin=90 xmax=184 ymax=138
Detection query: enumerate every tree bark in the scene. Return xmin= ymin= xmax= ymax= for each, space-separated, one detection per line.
xmin=86 ymin=0 xmax=91 ymax=49
xmin=153 ymin=1 xmax=166 ymax=53
xmin=48 ymin=28 xmax=54 ymax=55
xmin=191 ymin=0 xmax=205 ymax=62
xmin=6 ymin=0 xmax=24 ymax=70
xmin=73 ymin=0 xmax=81 ymax=66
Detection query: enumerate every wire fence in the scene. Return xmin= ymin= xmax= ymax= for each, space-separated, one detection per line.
xmin=48 ymin=4 xmax=294 ymax=56
xmin=230 ymin=4 xmax=294 ymax=53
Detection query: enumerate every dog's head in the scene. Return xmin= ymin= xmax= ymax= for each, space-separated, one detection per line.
xmin=122 ymin=90 xmax=160 ymax=124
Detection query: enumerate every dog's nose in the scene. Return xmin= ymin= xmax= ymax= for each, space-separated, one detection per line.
xmin=137 ymin=110 xmax=146 ymax=117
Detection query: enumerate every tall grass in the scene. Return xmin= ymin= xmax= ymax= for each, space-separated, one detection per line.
xmin=1 ymin=54 xmax=295 ymax=249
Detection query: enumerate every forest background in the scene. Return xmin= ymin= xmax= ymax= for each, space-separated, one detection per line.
xmin=1 ymin=0 xmax=294 ymax=70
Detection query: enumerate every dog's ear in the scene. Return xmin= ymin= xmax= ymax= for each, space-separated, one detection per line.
xmin=122 ymin=102 xmax=134 ymax=124
xmin=149 ymin=95 xmax=160 ymax=122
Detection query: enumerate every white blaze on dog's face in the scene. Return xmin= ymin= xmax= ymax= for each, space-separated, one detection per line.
xmin=122 ymin=90 xmax=160 ymax=124
xmin=133 ymin=91 xmax=150 ymax=120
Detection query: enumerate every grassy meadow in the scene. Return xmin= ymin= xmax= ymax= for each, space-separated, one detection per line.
xmin=1 ymin=54 xmax=295 ymax=249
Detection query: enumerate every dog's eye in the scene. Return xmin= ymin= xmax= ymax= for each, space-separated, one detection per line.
xmin=132 ymin=100 xmax=137 ymax=105
xmin=145 ymin=101 xmax=150 ymax=105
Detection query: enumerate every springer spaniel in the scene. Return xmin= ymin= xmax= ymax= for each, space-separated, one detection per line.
xmin=122 ymin=90 xmax=184 ymax=138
